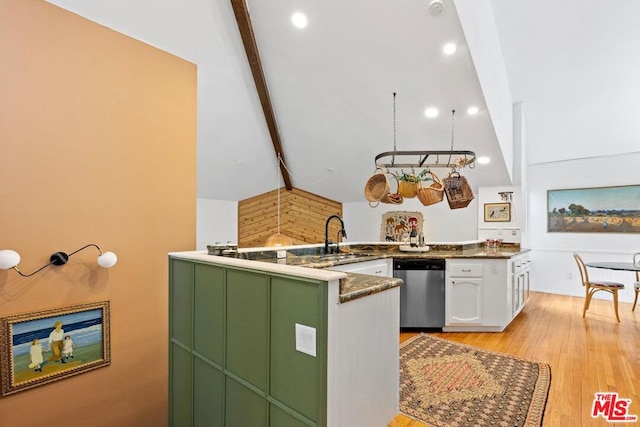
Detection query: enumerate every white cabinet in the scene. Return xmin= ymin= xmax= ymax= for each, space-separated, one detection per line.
xmin=510 ymin=253 xmax=530 ymax=316
xmin=444 ymin=253 xmax=530 ymax=332
xmin=445 ymin=261 xmax=484 ymax=325
xmin=326 ymin=258 xmax=392 ymax=277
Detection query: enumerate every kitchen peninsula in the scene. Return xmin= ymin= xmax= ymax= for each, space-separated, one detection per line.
xmin=168 ymin=241 xmax=529 ymax=427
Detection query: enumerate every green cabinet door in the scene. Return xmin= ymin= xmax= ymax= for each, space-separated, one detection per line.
xmin=225 ymin=377 xmax=267 ymax=426
xmin=170 ymin=259 xmax=193 ymax=346
xmin=170 ymin=343 xmax=193 ymax=426
xmin=270 ymin=276 xmax=324 ymax=422
xmin=226 ymin=270 xmax=268 ymax=392
xmin=194 ymin=357 xmax=224 ymax=427
xmin=194 ymin=263 xmax=224 ymax=365
xmin=270 ymin=404 xmax=312 ymax=427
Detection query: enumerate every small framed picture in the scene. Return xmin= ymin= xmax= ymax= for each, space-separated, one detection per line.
xmin=0 ymin=301 xmax=110 ymax=396
xmin=484 ymin=202 xmax=511 ymax=222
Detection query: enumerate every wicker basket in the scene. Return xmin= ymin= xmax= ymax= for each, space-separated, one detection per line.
xmin=416 ymin=172 xmax=444 ymax=206
xmin=443 ymin=172 xmax=475 ymax=209
xmin=364 ymin=168 xmax=390 ymax=203
xmin=381 ymin=192 xmax=403 ymax=204
xmin=381 ymin=173 xmax=404 ymax=205
xmin=398 ymin=179 xmax=418 ymax=198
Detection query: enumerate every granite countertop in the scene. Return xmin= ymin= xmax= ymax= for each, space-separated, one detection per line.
xmin=182 ymin=241 xmax=530 ymax=304
xmin=311 ymin=245 xmax=527 ymax=303
xmin=338 ymin=272 xmax=403 ymax=303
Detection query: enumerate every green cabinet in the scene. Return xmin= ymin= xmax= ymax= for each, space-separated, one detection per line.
xmin=169 ymin=257 xmax=328 ymax=427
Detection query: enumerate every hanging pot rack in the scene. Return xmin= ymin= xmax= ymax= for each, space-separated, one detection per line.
xmin=374 ymin=150 xmax=476 ymax=169
xmin=374 ymin=93 xmax=475 ymax=171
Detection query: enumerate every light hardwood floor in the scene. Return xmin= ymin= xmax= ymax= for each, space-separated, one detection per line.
xmin=390 ymin=291 xmax=640 ymax=427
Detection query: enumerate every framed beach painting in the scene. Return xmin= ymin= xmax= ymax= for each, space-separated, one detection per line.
xmin=547 ymin=184 xmax=640 ymax=233
xmin=0 ymin=301 xmax=110 ymax=396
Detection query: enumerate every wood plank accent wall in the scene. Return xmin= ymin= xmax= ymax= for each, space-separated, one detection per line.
xmin=238 ymin=187 xmax=343 ymax=248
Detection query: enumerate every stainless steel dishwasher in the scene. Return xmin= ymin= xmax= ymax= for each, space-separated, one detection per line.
xmin=394 ymin=258 xmax=446 ymax=328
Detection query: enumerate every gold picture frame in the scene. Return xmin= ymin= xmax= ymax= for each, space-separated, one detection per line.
xmin=547 ymin=185 xmax=640 ymax=233
xmin=0 ymin=301 xmax=110 ymax=396
xmin=484 ymin=202 xmax=511 ymax=222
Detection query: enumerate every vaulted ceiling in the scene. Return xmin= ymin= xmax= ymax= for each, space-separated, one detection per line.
xmin=46 ymin=0 xmax=640 ymax=202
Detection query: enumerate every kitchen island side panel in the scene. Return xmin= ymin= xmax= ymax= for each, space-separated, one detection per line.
xmin=169 ymin=259 xmax=195 ymax=426
xmin=169 ymin=256 xmax=327 ymax=426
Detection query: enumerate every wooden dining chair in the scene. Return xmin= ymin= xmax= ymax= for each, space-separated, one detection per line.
xmin=633 ymin=253 xmax=640 ymax=312
xmin=573 ymin=253 xmax=625 ymax=322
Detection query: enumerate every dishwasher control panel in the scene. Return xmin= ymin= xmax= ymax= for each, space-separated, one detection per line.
xmin=394 ymin=258 xmax=445 ymax=271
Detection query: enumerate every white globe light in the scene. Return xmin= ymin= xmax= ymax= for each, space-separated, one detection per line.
xmin=443 ymin=43 xmax=457 ymax=55
xmin=424 ymin=107 xmax=439 ymax=118
xmin=97 ymin=251 xmax=118 ymax=268
xmin=0 ymin=249 xmax=21 ymax=270
xmin=291 ymin=12 xmax=308 ymax=28
xmin=477 ymin=156 xmax=491 ymax=164
xmin=467 ymin=106 xmax=479 ymax=115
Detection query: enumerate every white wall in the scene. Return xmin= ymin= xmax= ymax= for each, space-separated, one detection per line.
xmin=196 ymin=198 xmax=238 ymax=249
xmin=343 ymin=197 xmax=479 ymax=243
xmin=477 ymin=186 xmax=521 ymax=243
xmin=197 ymin=195 xmax=480 ymax=247
xmin=455 ymin=0 xmax=514 ymax=181
xmin=527 ymin=153 xmax=640 ymax=303
xmin=513 ymin=102 xmax=528 ymax=247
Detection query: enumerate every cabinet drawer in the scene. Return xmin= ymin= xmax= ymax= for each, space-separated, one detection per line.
xmin=326 ymin=259 xmax=391 ymax=277
xmin=448 ymin=263 xmax=483 ymax=277
xmin=511 ymin=257 xmax=529 ymax=273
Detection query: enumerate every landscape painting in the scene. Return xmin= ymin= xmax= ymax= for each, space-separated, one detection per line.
xmin=0 ymin=301 xmax=110 ymax=396
xmin=547 ymin=185 xmax=640 ymax=233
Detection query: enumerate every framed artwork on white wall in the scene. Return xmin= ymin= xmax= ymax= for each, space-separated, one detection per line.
xmin=547 ymin=185 xmax=640 ymax=233
xmin=484 ymin=202 xmax=511 ymax=222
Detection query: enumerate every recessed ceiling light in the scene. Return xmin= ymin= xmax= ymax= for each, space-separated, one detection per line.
xmin=291 ymin=12 xmax=308 ymax=28
xmin=467 ymin=106 xmax=479 ymax=115
xmin=442 ymin=43 xmax=457 ymax=55
xmin=424 ymin=107 xmax=439 ymax=118
xmin=477 ymin=156 xmax=490 ymax=164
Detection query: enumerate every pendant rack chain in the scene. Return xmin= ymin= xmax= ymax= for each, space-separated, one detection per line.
xmin=450 ymin=110 xmax=456 ymax=151
xmin=374 ymin=95 xmax=476 ymax=170
xmin=393 ymin=92 xmax=397 ymax=152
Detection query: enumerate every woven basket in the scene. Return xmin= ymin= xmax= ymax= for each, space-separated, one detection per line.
xmin=398 ymin=179 xmax=418 ymax=198
xmin=443 ymin=172 xmax=475 ymax=209
xmin=381 ymin=193 xmax=403 ymax=204
xmin=381 ymin=173 xmax=404 ymax=205
xmin=416 ymin=172 xmax=444 ymax=206
xmin=364 ymin=168 xmax=390 ymax=202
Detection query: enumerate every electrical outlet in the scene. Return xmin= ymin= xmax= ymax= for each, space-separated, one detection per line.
xmin=295 ymin=323 xmax=316 ymax=357
xmin=565 ymin=272 xmax=573 ymax=280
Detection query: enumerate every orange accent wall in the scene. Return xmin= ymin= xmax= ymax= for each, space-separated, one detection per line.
xmin=0 ymin=1 xmax=196 ymax=425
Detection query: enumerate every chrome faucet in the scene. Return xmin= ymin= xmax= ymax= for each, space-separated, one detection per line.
xmin=324 ymin=214 xmax=347 ymax=254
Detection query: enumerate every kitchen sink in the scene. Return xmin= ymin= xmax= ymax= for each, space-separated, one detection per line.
xmin=318 ymin=253 xmax=376 ymax=261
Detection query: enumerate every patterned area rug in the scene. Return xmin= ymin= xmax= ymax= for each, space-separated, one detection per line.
xmin=400 ymin=334 xmax=551 ymax=427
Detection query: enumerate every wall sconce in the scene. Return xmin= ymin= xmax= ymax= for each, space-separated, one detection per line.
xmin=0 ymin=244 xmax=117 ymax=277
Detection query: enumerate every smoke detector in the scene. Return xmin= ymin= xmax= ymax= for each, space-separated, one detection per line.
xmin=429 ymin=0 xmax=444 ymax=15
